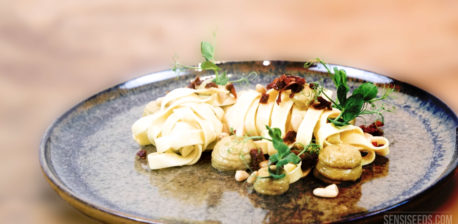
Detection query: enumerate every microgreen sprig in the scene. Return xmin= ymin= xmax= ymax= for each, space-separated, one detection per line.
xmin=247 ymin=126 xmax=320 ymax=180
xmin=174 ymin=41 xmax=256 ymax=86
xmin=199 ymin=41 xmax=226 ymax=85
xmin=306 ymin=58 xmax=394 ymax=127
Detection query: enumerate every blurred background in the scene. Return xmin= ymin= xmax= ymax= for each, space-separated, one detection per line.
xmin=0 ymin=0 xmax=456 ymax=223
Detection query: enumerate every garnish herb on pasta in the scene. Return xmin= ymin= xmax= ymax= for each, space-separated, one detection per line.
xmin=247 ymin=126 xmax=320 ymax=180
xmin=312 ymin=59 xmax=393 ymax=127
xmin=174 ymin=41 xmax=255 ymax=86
xmin=266 ymin=126 xmax=299 ymax=179
xmin=200 ymin=41 xmax=228 ymax=85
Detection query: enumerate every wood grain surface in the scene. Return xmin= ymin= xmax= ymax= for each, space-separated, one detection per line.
xmin=0 ymin=0 xmax=456 ymax=223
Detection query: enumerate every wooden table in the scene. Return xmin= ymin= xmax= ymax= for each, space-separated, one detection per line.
xmin=0 ymin=0 xmax=456 ymax=223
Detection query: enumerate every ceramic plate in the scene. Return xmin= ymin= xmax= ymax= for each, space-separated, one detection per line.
xmin=40 ymin=61 xmax=457 ymax=223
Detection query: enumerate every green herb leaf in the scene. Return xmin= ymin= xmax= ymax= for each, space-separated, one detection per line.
xmin=341 ymin=94 xmax=364 ymax=121
xmin=266 ymin=126 xmax=289 ymax=155
xmin=201 ymin=41 xmax=215 ymax=61
xmin=199 ymin=42 xmax=229 ymax=85
xmin=334 ymin=68 xmax=349 ymax=106
xmin=275 ymin=159 xmax=290 ymax=168
xmin=263 ymin=126 xmax=305 ymax=179
xmin=269 ymin=153 xmax=280 ymax=163
xmin=268 ymin=170 xmax=286 ymax=179
xmin=337 ymin=85 xmax=349 ymax=107
xmin=201 ymin=60 xmax=220 ymax=71
xmin=212 ymin=71 xmax=229 ymax=85
xmin=353 ymin=83 xmax=378 ymax=101
xmin=332 ymin=67 xmax=348 ymax=87
xmin=283 ymin=153 xmax=301 ymax=164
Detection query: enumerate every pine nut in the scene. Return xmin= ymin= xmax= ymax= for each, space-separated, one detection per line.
xmin=256 ymin=84 xmax=266 ymax=94
xmin=247 ymin=171 xmax=258 ymax=184
xmin=313 ymin=184 xmax=339 ymax=198
xmin=235 ymin=170 xmax=249 ymax=182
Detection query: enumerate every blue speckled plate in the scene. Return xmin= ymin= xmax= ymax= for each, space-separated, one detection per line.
xmin=40 ymin=61 xmax=457 ymax=223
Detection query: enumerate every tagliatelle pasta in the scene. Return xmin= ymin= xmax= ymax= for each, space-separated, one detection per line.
xmin=255 ymin=90 xmax=278 ymax=136
xmin=224 ymin=90 xmax=260 ymax=136
xmin=296 ymin=107 xmax=324 ymax=146
xmin=132 ymin=84 xmax=235 ymax=170
xmin=270 ymin=92 xmax=295 ymax=138
xmin=244 ymin=94 xmax=261 ymax=136
xmin=290 ymin=105 xmax=307 ymax=132
xmin=284 ymin=162 xmax=312 ymax=184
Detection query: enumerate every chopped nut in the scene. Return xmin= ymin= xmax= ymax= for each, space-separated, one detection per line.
xmin=235 ymin=170 xmax=249 ymax=182
xmin=257 ymin=167 xmax=270 ymax=177
xmin=313 ymin=184 xmax=339 ymax=198
xmin=259 ymin=160 xmax=268 ymax=168
xmin=247 ymin=171 xmax=258 ymax=184
xmin=256 ymin=84 xmax=266 ymax=94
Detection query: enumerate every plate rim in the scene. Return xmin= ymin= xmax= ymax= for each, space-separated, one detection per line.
xmin=39 ymin=60 xmax=458 ymax=223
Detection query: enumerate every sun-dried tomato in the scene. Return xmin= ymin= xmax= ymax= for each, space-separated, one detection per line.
xmin=259 ymin=93 xmax=269 ymax=104
xmin=300 ymin=152 xmax=318 ymax=170
xmin=187 ymin=76 xmax=202 ymax=89
xmin=360 ymin=121 xmax=384 ymax=136
xmin=205 ymin=82 xmax=218 ymax=88
xmin=266 ymin=75 xmax=306 ymax=104
xmin=136 ymin=149 xmax=147 ymax=159
xmin=283 ymin=131 xmax=297 ymax=144
xmin=371 ymin=141 xmax=382 ymax=147
xmin=275 ymin=91 xmax=283 ymax=104
xmin=291 ymin=145 xmax=318 ymax=170
xmin=312 ymin=96 xmax=332 ymax=110
xmin=249 ymin=148 xmax=265 ymax=170
xmin=226 ymin=83 xmax=237 ymax=98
